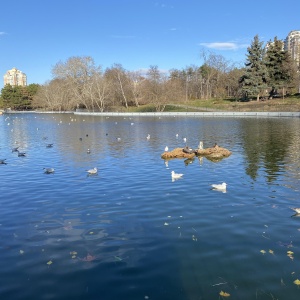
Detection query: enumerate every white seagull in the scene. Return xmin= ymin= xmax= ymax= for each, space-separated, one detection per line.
xmin=171 ymin=171 xmax=184 ymax=180
xmin=211 ymin=182 xmax=227 ymax=191
xmin=165 ymin=146 xmax=169 ymax=152
xmin=147 ymin=134 xmax=150 ymax=140
xmin=87 ymin=167 xmax=98 ymax=175
xmin=291 ymin=208 xmax=300 ymax=214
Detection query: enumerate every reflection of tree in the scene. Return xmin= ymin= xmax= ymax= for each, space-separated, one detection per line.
xmin=242 ymin=119 xmax=292 ymax=182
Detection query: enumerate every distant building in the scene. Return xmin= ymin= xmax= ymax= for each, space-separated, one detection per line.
xmin=284 ymin=30 xmax=300 ymax=66
xmin=3 ymin=67 xmax=27 ymax=87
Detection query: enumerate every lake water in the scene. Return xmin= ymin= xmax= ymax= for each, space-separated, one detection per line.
xmin=1 ymin=113 xmax=300 ymax=300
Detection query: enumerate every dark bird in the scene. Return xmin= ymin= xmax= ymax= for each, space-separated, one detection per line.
xmin=12 ymin=147 xmax=19 ymax=152
xmin=43 ymin=168 xmax=55 ymax=174
xmin=17 ymin=151 xmax=26 ymax=157
xmin=46 ymin=143 xmax=53 ymax=148
xmin=0 ymin=159 xmax=7 ymax=165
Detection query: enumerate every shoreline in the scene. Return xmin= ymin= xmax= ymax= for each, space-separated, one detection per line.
xmin=2 ymin=110 xmax=300 ymax=118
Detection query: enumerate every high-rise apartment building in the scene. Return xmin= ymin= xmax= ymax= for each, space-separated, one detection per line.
xmin=3 ymin=67 xmax=27 ymax=87
xmin=284 ymin=30 xmax=300 ymax=66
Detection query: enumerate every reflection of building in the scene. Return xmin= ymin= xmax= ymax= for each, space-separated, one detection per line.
xmin=3 ymin=67 xmax=27 ymax=87
xmin=284 ymin=30 xmax=300 ymax=66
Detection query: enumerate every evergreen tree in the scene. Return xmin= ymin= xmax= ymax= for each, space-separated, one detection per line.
xmin=265 ymin=37 xmax=296 ymax=98
xmin=239 ymin=35 xmax=269 ymax=101
xmin=0 ymin=84 xmax=40 ymax=110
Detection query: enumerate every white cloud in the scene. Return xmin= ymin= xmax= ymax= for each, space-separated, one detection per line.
xmin=199 ymin=42 xmax=248 ymax=50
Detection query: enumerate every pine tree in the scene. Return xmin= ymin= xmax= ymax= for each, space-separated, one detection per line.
xmin=239 ymin=35 xmax=269 ymax=101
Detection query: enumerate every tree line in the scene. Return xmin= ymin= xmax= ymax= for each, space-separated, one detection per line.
xmin=1 ymin=35 xmax=299 ymax=111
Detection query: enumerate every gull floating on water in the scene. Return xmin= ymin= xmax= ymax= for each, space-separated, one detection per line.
xmin=17 ymin=151 xmax=26 ymax=157
xmin=87 ymin=167 xmax=98 ymax=175
xmin=43 ymin=168 xmax=55 ymax=174
xmin=46 ymin=143 xmax=53 ymax=148
xmin=211 ymin=182 xmax=227 ymax=191
xmin=147 ymin=134 xmax=150 ymax=140
xmin=0 ymin=159 xmax=7 ymax=165
xmin=171 ymin=171 xmax=183 ymax=180
xmin=165 ymin=146 xmax=169 ymax=152
xmin=291 ymin=208 xmax=300 ymax=214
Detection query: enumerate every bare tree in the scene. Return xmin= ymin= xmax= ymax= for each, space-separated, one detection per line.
xmin=105 ymin=64 xmax=131 ymax=109
xmin=32 ymin=79 xmax=73 ymax=111
xmin=52 ymin=56 xmax=101 ymax=110
xmin=127 ymin=70 xmax=146 ymax=107
xmin=143 ymin=65 xmax=172 ymax=112
xmin=199 ymin=49 xmax=232 ymax=99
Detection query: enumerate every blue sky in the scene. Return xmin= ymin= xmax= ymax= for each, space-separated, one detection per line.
xmin=1 ymin=0 xmax=299 ymax=89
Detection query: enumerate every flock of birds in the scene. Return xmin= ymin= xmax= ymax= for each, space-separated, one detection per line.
xmin=1 ymin=137 xmax=98 ymax=177
xmin=1 ymin=123 xmax=227 ymax=189
xmin=2 ymin=115 xmax=300 ymax=215
xmin=1 ymin=113 xmax=228 ymax=199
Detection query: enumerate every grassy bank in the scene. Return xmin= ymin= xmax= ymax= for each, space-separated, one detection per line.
xmin=121 ymin=95 xmax=300 ymax=113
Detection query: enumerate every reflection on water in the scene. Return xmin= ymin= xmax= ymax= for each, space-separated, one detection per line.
xmin=1 ymin=113 xmax=300 ymax=300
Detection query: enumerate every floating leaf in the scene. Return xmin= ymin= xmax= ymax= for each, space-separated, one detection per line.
xmin=220 ymin=290 xmax=230 ymax=297
xmin=164 ymin=222 xmax=169 ymax=226
xmin=89 ymin=231 xmax=94 ymax=235
xmin=72 ymin=255 xmax=76 ymax=259
xmin=47 ymin=260 xmax=53 ymax=265
xmin=19 ymin=250 xmax=24 ymax=255
xmin=260 ymin=250 xmax=266 ymax=254
xmin=70 ymin=251 xmax=77 ymax=255
xmin=269 ymin=249 xmax=274 ymax=255
xmin=293 ymin=279 xmax=300 ymax=286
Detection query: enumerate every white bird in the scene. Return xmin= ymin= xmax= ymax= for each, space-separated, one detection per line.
xmin=183 ymin=137 xmax=187 ymax=143
xmin=171 ymin=171 xmax=184 ymax=180
xmin=147 ymin=134 xmax=150 ymax=140
xmin=198 ymin=141 xmax=204 ymax=150
xmin=176 ymin=133 xmax=179 ymax=138
xmin=211 ymin=182 xmax=227 ymax=191
xmin=87 ymin=167 xmax=98 ymax=175
xmin=291 ymin=208 xmax=300 ymax=214
xmin=43 ymin=168 xmax=55 ymax=174
xmin=165 ymin=146 xmax=169 ymax=152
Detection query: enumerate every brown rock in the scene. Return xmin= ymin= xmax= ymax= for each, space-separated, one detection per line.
xmin=196 ymin=145 xmax=231 ymax=159
xmin=161 ymin=147 xmax=196 ymax=159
